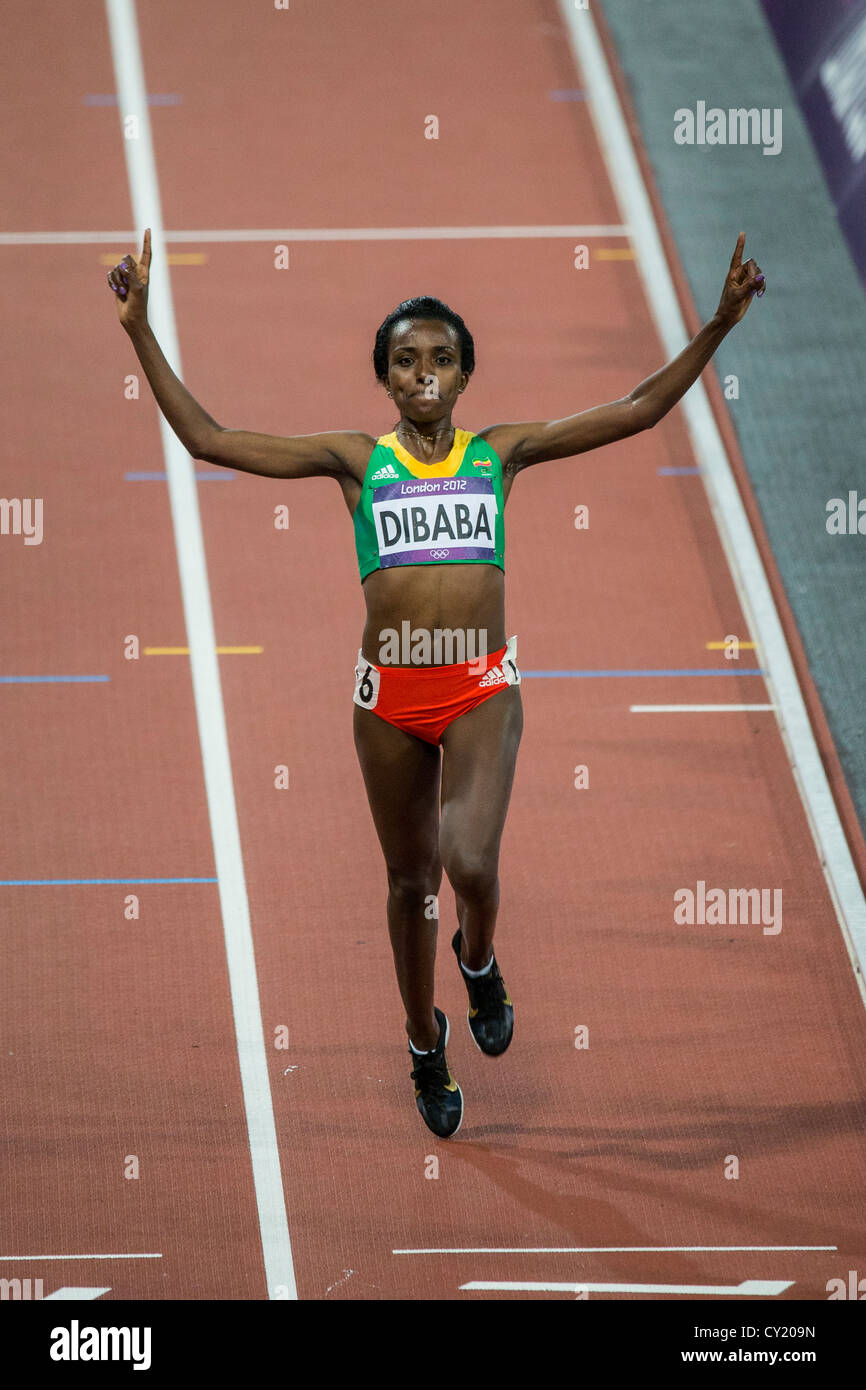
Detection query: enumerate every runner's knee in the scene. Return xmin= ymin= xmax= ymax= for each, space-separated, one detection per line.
xmin=386 ymin=861 xmax=442 ymax=909
xmin=443 ymin=849 xmax=498 ymax=905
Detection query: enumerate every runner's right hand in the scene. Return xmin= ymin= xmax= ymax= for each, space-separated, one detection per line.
xmin=107 ymin=227 xmax=151 ymax=330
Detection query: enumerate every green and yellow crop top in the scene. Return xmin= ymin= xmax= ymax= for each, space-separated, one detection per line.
xmin=353 ymin=428 xmax=505 ymax=581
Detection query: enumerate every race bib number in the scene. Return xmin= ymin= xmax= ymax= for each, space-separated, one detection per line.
xmin=503 ymin=634 xmax=520 ymax=685
xmin=353 ymin=652 xmax=380 ymax=710
xmin=371 ymin=477 xmax=498 ymax=568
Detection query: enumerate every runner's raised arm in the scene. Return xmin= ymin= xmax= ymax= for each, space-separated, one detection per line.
xmin=106 ymin=229 xmax=371 ymax=480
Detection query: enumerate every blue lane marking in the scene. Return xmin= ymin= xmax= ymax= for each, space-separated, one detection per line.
xmin=658 ymin=466 xmax=701 ymax=475
xmin=3 ymin=670 xmax=761 ymax=684
xmin=521 ymin=668 xmax=766 ymax=678
xmin=0 ymin=675 xmax=110 ymax=684
xmin=549 ymin=89 xmax=586 ymax=100
xmin=125 ymin=471 xmax=235 ymax=481
xmin=83 ymin=94 xmax=182 ymax=105
xmin=1 ymin=877 xmax=218 ymax=886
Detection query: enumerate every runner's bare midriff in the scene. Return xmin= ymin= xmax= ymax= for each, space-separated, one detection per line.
xmin=360 ymin=562 xmax=507 ymax=666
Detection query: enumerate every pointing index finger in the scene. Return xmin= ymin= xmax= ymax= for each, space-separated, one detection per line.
xmin=140 ymin=227 xmax=152 ymax=268
xmin=729 ymin=231 xmax=745 ymax=271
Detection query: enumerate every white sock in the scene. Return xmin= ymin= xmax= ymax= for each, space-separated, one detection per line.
xmin=408 ymin=1037 xmax=435 ymax=1056
xmin=461 ymin=953 xmax=494 ymax=978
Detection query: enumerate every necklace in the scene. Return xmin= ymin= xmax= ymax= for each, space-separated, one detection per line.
xmin=397 ymin=422 xmax=454 ymax=448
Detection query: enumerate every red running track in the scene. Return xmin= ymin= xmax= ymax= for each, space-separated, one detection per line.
xmin=2 ymin=0 xmax=865 ymax=1301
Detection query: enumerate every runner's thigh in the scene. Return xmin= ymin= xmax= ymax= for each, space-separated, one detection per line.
xmin=353 ymin=705 xmax=442 ymax=874
xmin=439 ymin=686 xmax=523 ymax=859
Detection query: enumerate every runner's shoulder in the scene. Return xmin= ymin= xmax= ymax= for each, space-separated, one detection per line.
xmin=323 ymin=430 xmax=378 ymax=481
xmin=474 ymin=423 xmax=524 ymax=472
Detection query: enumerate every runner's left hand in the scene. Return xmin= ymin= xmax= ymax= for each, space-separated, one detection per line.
xmin=716 ymin=232 xmax=765 ymax=325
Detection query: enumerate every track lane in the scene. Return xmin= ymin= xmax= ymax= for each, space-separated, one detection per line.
xmin=3 ymin=0 xmax=865 ymax=1301
xmin=1 ymin=2 xmax=270 ymax=1301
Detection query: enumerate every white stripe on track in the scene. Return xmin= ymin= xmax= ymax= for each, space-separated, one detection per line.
xmin=0 ymin=225 xmax=629 ymax=246
xmin=559 ymin=0 xmax=866 ymax=1001
xmin=105 ymin=0 xmax=297 ymax=1300
xmin=43 ymin=1288 xmax=112 ymax=1301
xmin=397 ymin=1251 xmax=839 ymax=1262
xmin=461 ymin=1279 xmax=793 ymax=1296
xmin=630 ymin=704 xmax=776 ymax=714
xmin=0 ymin=1253 xmax=163 ymax=1261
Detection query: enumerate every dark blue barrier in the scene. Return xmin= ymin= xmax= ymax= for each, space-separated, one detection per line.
xmin=761 ymin=0 xmax=866 ymax=289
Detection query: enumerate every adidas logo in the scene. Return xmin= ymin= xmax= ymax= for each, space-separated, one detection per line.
xmin=371 ymin=463 xmax=399 ymax=481
xmin=478 ymin=665 xmax=507 ymax=688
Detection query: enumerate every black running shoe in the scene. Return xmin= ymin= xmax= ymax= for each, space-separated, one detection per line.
xmin=409 ymin=1007 xmax=463 ymax=1139
xmin=451 ymin=929 xmax=514 ymax=1056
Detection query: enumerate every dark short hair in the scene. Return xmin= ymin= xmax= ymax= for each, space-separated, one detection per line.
xmin=372 ymin=296 xmax=475 ymax=384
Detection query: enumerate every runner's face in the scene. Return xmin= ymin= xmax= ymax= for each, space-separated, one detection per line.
xmin=386 ymin=319 xmax=468 ymax=422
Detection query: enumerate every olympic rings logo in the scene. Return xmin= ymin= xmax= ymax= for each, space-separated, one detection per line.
xmin=429 ymin=549 xmax=451 ymax=559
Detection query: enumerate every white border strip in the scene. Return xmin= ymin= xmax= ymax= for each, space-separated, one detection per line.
xmin=0 ymin=1253 xmax=163 ymax=1261
xmin=630 ymin=704 xmax=776 ymax=714
xmin=560 ymin=0 xmax=866 ymax=997
xmin=461 ymin=1279 xmax=793 ymax=1296
xmin=105 ymin=0 xmax=297 ymax=1299
xmin=44 ymin=1287 xmax=112 ymax=1300
xmin=0 ymin=225 xmax=629 ymax=246
xmin=394 ymin=1244 xmax=835 ymax=1254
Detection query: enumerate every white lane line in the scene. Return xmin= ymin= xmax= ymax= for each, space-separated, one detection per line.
xmin=461 ymin=1279 xmax=793 ymax=1296
xmin=0 ymin=225 xmax=630 ymax=246
xmin=394 ymin=1245 xmax=834 ymax=1254
xmin=44 ymin=1287 xmax=112 ymax=1300
xmin=0 ymin=1253 xmax=162 ymax=1261
xmin=559 ymin=0 xmax=866 ymax=1000
xmin=105 ymin=0 xmax=296 ymax=1301
xmin=630 ymin=704 xmax=776 ymax=714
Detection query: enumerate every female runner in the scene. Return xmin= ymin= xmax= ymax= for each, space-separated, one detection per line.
xmin=107 ymin=230 xmax=765 ymax=1138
